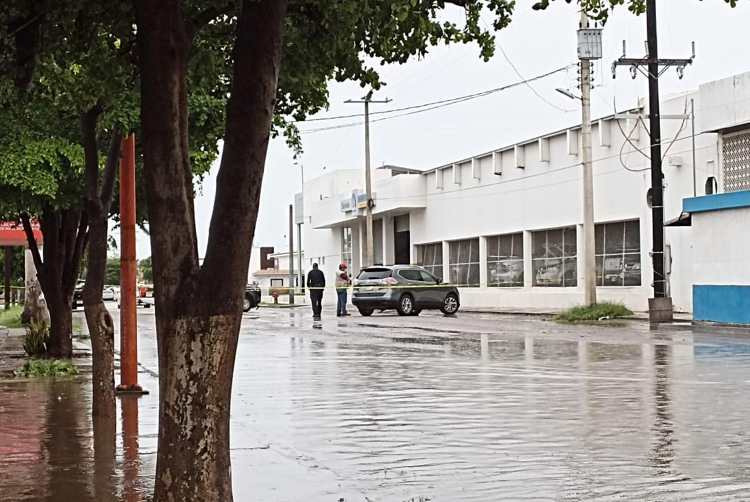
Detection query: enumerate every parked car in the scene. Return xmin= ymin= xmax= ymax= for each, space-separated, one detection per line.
xmin=244 ymin=283 xmax=262 ymax=312
xmin=102 ymin=286 xmax=117 ymax=302
xmin=115 ymin=285 xmax=154 ymax=309
xmin=73 ymin=281 xmax=85 ymax=309
xmin=352 ymin=265 xmax=460 ymax=317
xmin=73 ymin=282 xmax=120 ymax=308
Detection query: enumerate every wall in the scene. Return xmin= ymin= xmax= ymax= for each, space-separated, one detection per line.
xmin=297 ymin=72 xmax=750 ymax=312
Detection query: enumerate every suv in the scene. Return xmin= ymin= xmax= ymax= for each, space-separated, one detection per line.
xmin=352 ymin=265 xmax=460 ymax=317
xmin=243 ymin=283 xmax=262 ymax=312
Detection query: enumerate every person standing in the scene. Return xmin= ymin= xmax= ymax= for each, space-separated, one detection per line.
xmin=335 ymin=263 xmax=352 ymax=317
xmin=307 ymin=262 xmax=325 ymax=320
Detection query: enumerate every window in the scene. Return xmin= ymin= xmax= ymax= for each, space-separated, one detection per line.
xmin=449 ymin=239 xmax=480 ymax=287
xmin=532 ymin=227 xmax=577 ymax=287
xmin=398 ymin=269 xmax=422 ymax=281
xmin=595 ymin=220 xmax=641 ymax=286
xmin=487 ymin=233 xmax=524 ymax=287
xmin=270 ymin=278 xmax=283 ymax=287
xmin=419 ymin=270 xmax=438 ymax=283
xmin=357 ymin=268 xmax=392 ymax=280
xmin=341 ymin=227 xmax=352 ymax=266
xmin=722 ymin=130 xmax=750 ymax=192
xmin=417 ymin=243 xmax=443 ymax=279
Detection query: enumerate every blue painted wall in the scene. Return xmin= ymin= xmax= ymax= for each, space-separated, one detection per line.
xmin=694 ymin=285 xmax=750 ymax=325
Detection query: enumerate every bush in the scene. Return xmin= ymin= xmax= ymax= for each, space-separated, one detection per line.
xmin=15 ymin=359 xmax=79 ymax=378
xmin=23 ymin=320 xmax=50 ymax=356
xmin=555 ymin=303 xmax=633 ymax=323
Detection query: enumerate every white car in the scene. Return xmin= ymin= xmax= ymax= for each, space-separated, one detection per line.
xmin=115 ymin=286 xmax=154 ymax=309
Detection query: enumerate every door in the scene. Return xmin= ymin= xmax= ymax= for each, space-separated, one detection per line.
xmin=394 ymin=214 xmax=410 ymax=265
xmin=418 ymin=270 xmax=444 ymax=307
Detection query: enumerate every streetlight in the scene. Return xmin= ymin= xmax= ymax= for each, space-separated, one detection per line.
xmin=555 ymin=88 xmax=581 ymax=101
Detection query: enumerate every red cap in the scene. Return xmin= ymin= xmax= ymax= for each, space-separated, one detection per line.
xmin=339 ymin=262 xmax=348 ymax=269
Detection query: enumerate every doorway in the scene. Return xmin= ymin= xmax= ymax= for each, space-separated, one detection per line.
xmin=394 ymin=214 xmax=410 ymax=265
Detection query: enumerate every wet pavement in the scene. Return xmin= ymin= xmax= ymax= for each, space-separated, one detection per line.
xmin=3 ymin=305 xmax=750 ymax=501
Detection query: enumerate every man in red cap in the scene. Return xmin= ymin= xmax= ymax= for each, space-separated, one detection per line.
xmin=335 ymin=262 xmax=352 ymax=317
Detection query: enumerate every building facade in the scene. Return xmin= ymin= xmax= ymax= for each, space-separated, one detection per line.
xmin=300 ymin=71 xmax=750 ymax=313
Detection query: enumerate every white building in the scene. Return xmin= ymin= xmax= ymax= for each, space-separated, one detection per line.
xmin=300 ymin=71 xmax=750 ymax=313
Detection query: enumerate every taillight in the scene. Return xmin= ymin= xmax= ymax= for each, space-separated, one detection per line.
xmin=381 ymin=277 xmax=398 ymax=286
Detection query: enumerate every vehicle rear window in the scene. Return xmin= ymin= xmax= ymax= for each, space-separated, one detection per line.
xmin=357 ymin=268 xmax=392 ymax=280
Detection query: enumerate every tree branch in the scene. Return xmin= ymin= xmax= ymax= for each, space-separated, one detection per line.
xmin=20 ymin=213 xmax=45 ymax=286
xmin=81 ymin=105 xmax=103 ymax=213
xmin=187 ymin=3 xmax=234 ymax=40
xmin=199 ymin=0 xmax=288 ymax=311
xmin=99 ymin=126 xmax=123 ymax=211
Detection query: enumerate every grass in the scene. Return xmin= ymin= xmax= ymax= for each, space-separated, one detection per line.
xmin=15 ymin=358 xmax=79 ymax=378
xmin=0 ymin=305 xmax=23 ymax=328
xmin=555 ymin=302 xmax=633 ymax=324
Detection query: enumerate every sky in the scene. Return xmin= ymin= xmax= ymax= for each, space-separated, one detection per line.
xmin=131 ymin=0 xmax=750 ymax=260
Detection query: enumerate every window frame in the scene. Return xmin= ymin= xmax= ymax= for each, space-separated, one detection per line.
xmin=531 ymin=226 xmax=577 ymax=288
xmin=486 ymin=232 xmax=524 ymax=288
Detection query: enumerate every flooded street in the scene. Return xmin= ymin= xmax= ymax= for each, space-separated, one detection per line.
xmin=3 ymin=307 xmax=750 ymax=500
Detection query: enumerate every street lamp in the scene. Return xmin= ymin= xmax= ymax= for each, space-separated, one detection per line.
xmin=555 ymin=88 xmax=581 ymax=101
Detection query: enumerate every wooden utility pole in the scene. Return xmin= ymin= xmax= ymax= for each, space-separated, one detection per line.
xmin=346 ymin=91 xmax=391 ymax=267
xmin=612 ymin=0 xmax=694 ymax=322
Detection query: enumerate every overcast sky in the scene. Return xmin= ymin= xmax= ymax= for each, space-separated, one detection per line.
xmin=131 ymin=0 xmax=750 ymax=260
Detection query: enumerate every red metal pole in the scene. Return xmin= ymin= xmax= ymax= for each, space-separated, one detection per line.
xmin=117 ymin=134 xmax=142 ymax=393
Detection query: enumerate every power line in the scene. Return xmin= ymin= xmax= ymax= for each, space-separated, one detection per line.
xmin=298 ymin=64 xmax=575 ymax=133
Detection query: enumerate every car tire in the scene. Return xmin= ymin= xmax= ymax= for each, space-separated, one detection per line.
xmin=397 ymin=294 xmax=415 ymax=316
xmin=358 ymin=307 xmax=374 ymax=317
xmin=243 ymin=295 xmax=253 ymax=313
xmin=440 ymin=293 xmax=460 ymax=315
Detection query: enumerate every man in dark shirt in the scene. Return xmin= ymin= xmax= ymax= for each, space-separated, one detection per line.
xmin=306 ymin=263 xmax=325 ymax=320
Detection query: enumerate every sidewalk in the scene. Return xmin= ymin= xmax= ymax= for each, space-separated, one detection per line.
xmin=0 ymin=327 xmax=27 ymax=378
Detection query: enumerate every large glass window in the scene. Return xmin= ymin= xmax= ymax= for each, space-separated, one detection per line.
xmin=487 ymin=233 xmax=524 ymax=287
xmin=532 ymin=227 xmax=577 ymax=287
xmin=449 ymin=239 xmax=480 ymax=287
xmin=341 ymin=227 xmax=352 ymax=266
xmin=595 ymin=220 xmax=641 ymax=286
xmin=416 ymin=243 xmax=443 ymax=279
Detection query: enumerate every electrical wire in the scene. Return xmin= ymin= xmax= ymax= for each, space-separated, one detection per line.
xmin=497 ymin=45 xmax=574 ymax=113
xmin=298 ymin=64 xmax=575 ymax=133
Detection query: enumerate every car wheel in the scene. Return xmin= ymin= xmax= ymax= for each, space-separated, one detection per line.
xmin=440 ymin=293 xmax=460 ymax=315
xmin=243 ymin=295 xmax=252 ymax=312
xmin=358 ymin=307 xmax=373 ymax=317
xmin=397 ymin=294 xmax=415 ymax=316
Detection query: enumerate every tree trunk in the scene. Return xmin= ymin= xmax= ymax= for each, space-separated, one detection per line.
xmin=85 ymin=299 xmax=115 ymax=415
xmin=46 ymin=290 xmax=73 ymax=358
xmin=80 ymin=109 xmax=120 ymax=420
xmin=22 ymin=208 xmax=88 ymax=359
xmin=154 ymin=315 xmax=240 ymax=499
xmin=135 ymin=0 xmax=288 ymax=499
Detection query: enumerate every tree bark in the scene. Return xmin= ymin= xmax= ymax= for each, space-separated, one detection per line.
xmin=134 ymin=0 xmax=288 ymax=499
xmin=22 ymin=207 xmax=88 ymax=359
xmin=81 ymin=107 xmax=120 ymax=419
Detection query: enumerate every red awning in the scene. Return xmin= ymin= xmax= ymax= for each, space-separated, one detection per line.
xmin=0 ymin=221 xmax=43 ymax=247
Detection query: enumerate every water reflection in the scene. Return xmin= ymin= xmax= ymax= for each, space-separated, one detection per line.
xmin=121 ymin=396 xmax=142 ymax=502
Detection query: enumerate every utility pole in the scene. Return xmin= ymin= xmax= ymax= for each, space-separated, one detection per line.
xmin=346 ymin=91 xmax=391 ymax=267
xmin=578 ymin=10 xmax=600 ymax=307
xmin=117 ymin=133 xmax=145 ymax=394
xmin=296 ymin=161 xmax=304 ymax=293
xmin=612 ymin=0 xmax=694 ymax=323
xmin=288 ymin=203 xmax=294 ymax=305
